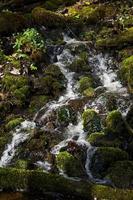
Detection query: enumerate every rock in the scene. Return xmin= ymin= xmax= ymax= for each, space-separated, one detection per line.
xmin=121 ymin=55 xmax=133 ymax=94
xmin=31 ymin=7 xmax=71 ymax=28
xmin=96 ymin=27 xmax=133 ymax=48
xmin=82 ymin=109 xmax=102 ymax=133
xmin=56 ymin=151 xmax=86 ymax=177
xmin=5 ymin=117 xmax=23 ymax=131
xmin=106 ymin=161 xmax=133 ymax=188
xmin=90 ymin=147 xmax=129 ymax=179
xmin=87 ymin=132 xmax=122 ymax=148
xmin=105 ymin=110 xmax=128 ymax=138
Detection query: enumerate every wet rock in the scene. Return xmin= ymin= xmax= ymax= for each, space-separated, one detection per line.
xmin=121 ymin=55 xmax=133 ymax=94
xmin=90 ymin=147 xmax=129 ymax=179
xmin=82 ymin=109 xmax=102 ymax=133
xmin=106 ymin=161 xmax=133 ymax=188
xmin=126 ymin=105 xmax=133 ymax=129
xmin=87 ymin=132 xmax=122 ymax=148
xmin=56 ymin=151 xmax=86 ymax=177
xmin=105 ymin=110 xmax=128 ymax=138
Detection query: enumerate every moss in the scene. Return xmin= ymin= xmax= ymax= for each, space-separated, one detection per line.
xmin=56 ymin=151 xmax=85 ymax=177
xmin=15 ymin=160 xmax=28 ymax=169
xmin=78 ymin=76 xmax=93 ymax=92
xmin=68 ymin=5 xmax=105 ymax=24
xmin=121 ymin=55 xmax=133 ymax=93
xmin=82 ymin=87 xmax=94 ymax=97
xmin=0 ymin=168 xmax=92 ymax=198
xmin=69 ymin=53 xmax=90 ymax=73
xmin=91 ymin=147 xmax=129 ymax=178
xmin=2 ymin=74 xmax=30 ymax=107
xmin=57 ymin=106 xmax=76 ymax=126
xmin=96 ymin=27 xmax=133 ymax=48
xmin=0 ymin=137 xmax=8 ymax=156
xmin=88 ymin=132 xmax=121 ymax=148
xmin=106 ymin=110 xmax=127 ymax=137
xmin=92 ymin=185 xmax=133 ymax=200
xmin=29 ymin=95 xmax=48 ymax=114
xmin=0 ymin=11 xmax=28 ymax=35
xmin=5 ymin=117 xmax=23 ymax=131
xmin=32 ymin=7 xmax=71 ymax=28
xmin=106 ymin=161 xmax=133 ymax=188
xmin=82 ymin=109 xmax=102 ymax=133
xmin=36 ymin=75 xmax=65 ymax=97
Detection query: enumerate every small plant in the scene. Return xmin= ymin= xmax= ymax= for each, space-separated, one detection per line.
xmin=13 ymin=28 xmax=45 ymax=52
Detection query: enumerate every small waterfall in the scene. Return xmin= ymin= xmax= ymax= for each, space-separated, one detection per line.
xmin=0 ymin=33 xmax=131 ymax=187
xmin=0 ymin=121 xmax=35 ymax=167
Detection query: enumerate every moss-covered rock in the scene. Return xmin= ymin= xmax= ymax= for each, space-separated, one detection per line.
xmin=68 ymin=4 xmax=105 ymax=24
xmin=5 ymin=117 xmax=23 ymax=131
xmin=82 ymin=109 xmax=102 ymax=133
xmin=57 ymin=106 xmax=77 ymax=126
xmin=0 ymin=11 xmax=28 ymax=35
xmin=106 ymin=110 xmax=127 ymax=137
xmin=121 ymin=55 xmax=133 ymax=93
xmin=90 ymin=147 xmax=129 ymax=178
xmin=32 ymin=7 xmax=71 ymax=28
xmin=106 ymin=161 xmax=133 ymax=188
xmin=15 ymin=160 xmax=28 ymax=169
xmin=78 ymin=76 xmax=95 ymax=97
xmin=87 ymin=132 xmax=121 ymax=148
xmin=96 ymin=27 xmax=133 ymax=48
xmin=2 ymin=74 xmax=30 ymax=107
xmin=56 ymin=151 xmax=85 ymax=177
xmin=92 ymin=185 xmax=133 ymax=200
xmin=29 ymin=95 xmax=48 ymax=115
xmin=68 ymin=52 xmax=90 ymax=73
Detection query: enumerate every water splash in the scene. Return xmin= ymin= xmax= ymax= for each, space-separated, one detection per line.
xmin=0 ymin=121 xmax=35 ymax=167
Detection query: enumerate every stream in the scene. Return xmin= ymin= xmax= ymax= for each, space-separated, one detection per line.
xmin=0 ymin=34 xmax=131 ymax=185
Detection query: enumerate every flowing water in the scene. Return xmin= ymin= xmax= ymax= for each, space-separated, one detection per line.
xmin=0 ymin=34 xmax=131 ymax=185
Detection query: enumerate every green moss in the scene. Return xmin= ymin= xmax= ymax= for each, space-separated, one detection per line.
xmin=5 ymin=117 xmax=23 ymax=131
xmin=2 ymin=74 xmax=30 ymax=107
xmin=29 ymin=95 xmax=48 ymax=114
xmin=0 ymin=168 xmax=92 ymax=198
xmin=37 ymin=75 xmax=64 ymax=97
xmin=96 ymin=27 xmax=133 ymax=48
xmin=32 ymin=7 xmax=70 ymax=28
xmin=68 ymin=5 xmax=105 ymax=24
xmin=91 ymin=147 xmax=129 ymax=178
xmin=82 ymin=109 xmax=102 ymax=133
xmin=121 ymin=55 xmax=133 ymax=93
xmin=56 ymin=151 xmax=85 ymax=177
xmin=78 ymin=76 xmax=93 ymax=92
xmin=88 ymin=132 xmax=121 ymax=148
xmin=69 ymin=53 xmax=90 ymax=73
xmin=106 ymin=110 xmax=127 ymax=136
xmin=15 ymin=160 xmax=28 ymax=170
xmin=92 ymin=185 xmax=133 ymax=200
xmin=0 ymin=137 xmax=8 ymax=156
xmin=106 ymin=161 xmax=133 ymax=188
xmin=83 ymin=87 xmax=95 ymax=97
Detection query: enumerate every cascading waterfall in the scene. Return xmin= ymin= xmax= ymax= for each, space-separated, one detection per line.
xmin=0 ymin=121 xmax=35 ymax=167
xmin=0 ymin=34 xmax=131 ymax=186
